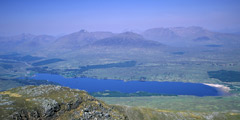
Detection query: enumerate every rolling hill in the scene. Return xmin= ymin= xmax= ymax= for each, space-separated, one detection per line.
xmin=91 ymin=32 xmax=163 ymax=48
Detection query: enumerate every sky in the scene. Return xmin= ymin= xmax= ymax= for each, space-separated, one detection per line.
xmin=0 ymin=0 xmax=240 ymax=36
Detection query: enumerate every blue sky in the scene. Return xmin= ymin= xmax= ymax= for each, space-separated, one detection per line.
xmin=0 ymin=0 xmax=240 ymax=36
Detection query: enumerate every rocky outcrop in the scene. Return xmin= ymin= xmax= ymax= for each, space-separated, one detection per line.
xmin=0 ymin=85 xmax=127 ymax=120
xmin=1 ymin=85 xmax=237 ymax=120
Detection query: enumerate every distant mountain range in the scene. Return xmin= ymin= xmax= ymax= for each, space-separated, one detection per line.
xmin=91 ymin=32 xmax=163 ymax=48
xmin=0 ymin=33 xmax=55 ymax=53
xmin=0 ymin=27 xmax=239 ymax=53
xmin=142 ymin=26 xmax=240 ymax=47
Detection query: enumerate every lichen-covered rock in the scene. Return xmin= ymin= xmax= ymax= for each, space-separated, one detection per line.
xmin=0 ymin=85 xmax=127 ymax=120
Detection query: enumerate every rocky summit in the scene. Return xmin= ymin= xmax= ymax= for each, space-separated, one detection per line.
xmin=0 ymin=85 xmax=127 ymax=120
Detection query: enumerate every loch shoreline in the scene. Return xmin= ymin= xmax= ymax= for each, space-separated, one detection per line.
xmin=204 ymin=83 xmax=231 ymax=96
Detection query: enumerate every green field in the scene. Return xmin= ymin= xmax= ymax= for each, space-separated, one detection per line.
xmin=0 ymin=47 xmax=240 ymax=116
xmin=98 ymin=95 xmax=240 ymax=112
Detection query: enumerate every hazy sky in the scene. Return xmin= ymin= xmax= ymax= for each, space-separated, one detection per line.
xmin=0 ymin=0 xmax=240 ymax=36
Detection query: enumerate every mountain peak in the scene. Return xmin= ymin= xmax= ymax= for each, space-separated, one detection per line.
xmin=78 ymin=29 xmax=88 ymax=33
xmin=117 ymin=32 xmax=144 ymax=40
xmin=91 ymin=32 xmax=162 ymax=48
xmin=121 ymin=31 xmax=138 ymax=35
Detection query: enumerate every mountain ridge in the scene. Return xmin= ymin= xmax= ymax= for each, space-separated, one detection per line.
xmin=52 ymin=30 xmax=114 ymax=49
xmin=1 ymin=27 xmax=240 ymax=53
xmin=142 ymin=26 xmax=240 ymax=47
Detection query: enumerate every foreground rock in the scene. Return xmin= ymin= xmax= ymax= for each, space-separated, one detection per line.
xmin=1 ymin=85 xmax=240 ymax=120
xmin=0 ymin=85 xmax=127 ymax=120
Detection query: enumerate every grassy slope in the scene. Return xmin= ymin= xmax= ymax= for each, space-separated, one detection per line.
xmin=1 ymin=85 xmax=240 ymax=120
xmin=114 ymin=105 xmax=240 ymax=120
xmin=98 ymin=95 xmax=240 ymax=112
xmin=24 ymin=48 xmax=238 ymax=85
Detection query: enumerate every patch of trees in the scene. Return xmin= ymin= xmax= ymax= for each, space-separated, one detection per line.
xmin=208 ymin=70 xmax=240 ymax=82
xmin=32 ymin=58 xmax=64 ymax=66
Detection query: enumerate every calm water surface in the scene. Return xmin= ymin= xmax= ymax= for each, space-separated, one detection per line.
xmin=32 ymin=73 xmax=221 ymax=96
